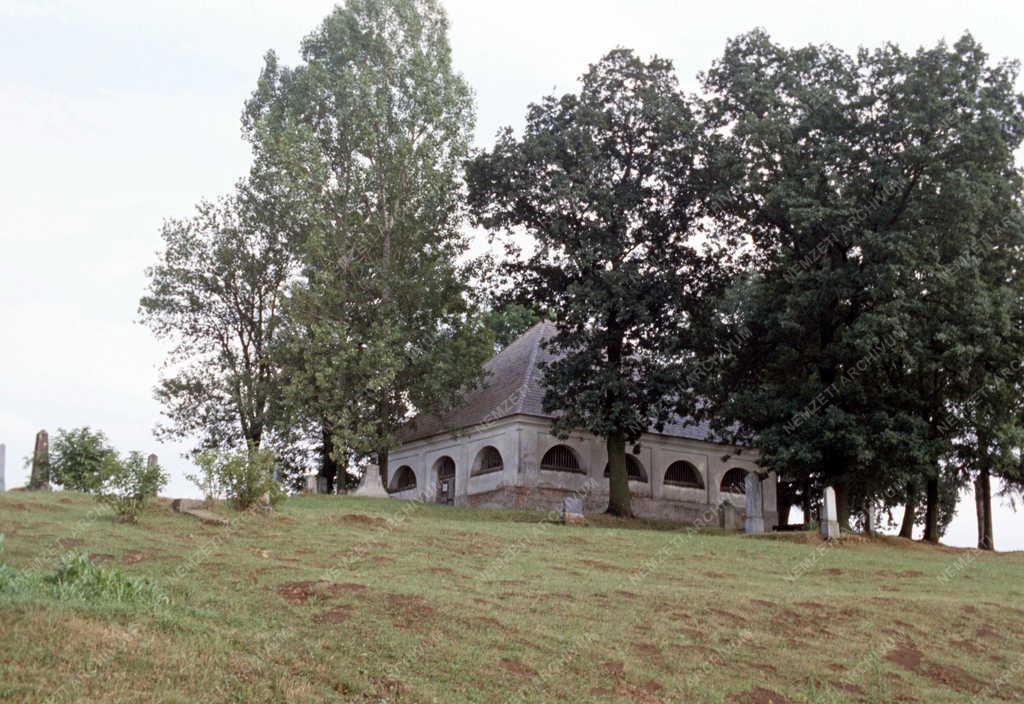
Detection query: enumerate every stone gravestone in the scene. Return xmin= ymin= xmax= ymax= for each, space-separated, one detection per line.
xmin=28 ymin=430 xmax=50 ymax=490
xmin=719 ymin=501 xmax=740 ymax=531
xmin=146 ymin=454 xmax=160 ymax=496
xmin=744 ymin=473 xmax=765 ymax=534
xmin=0 ymin=443 xmax=5 ymax=492
xmin=821 ymin=486 xmax=840 ymax=540
xmin=353 ymin=463 xmax=389 ymax=498
xmin=562 ymin=496 xmax=585 ymax=526
xmin=865 ymin=503 xmax=877 ymax=536
xmin=303 ymin=474 xmax=318 ymax=494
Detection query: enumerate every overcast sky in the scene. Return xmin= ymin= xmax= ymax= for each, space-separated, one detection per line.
xmin=2 ymin=0 xmax=1023 ymax=549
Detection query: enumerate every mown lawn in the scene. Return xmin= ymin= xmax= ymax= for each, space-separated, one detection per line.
xmin=0 ymin=490 xmax=1022 ymax=703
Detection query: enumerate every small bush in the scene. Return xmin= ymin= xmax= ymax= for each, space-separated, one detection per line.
xmin=96 ymin=451 xmax=168 ymax=522
xmin=191 ymin=446 xmax=284 ymax=511
xmin=50 ymin=427 xmax=116 ymax=493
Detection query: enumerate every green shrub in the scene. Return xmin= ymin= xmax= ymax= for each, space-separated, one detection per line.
xmin=96 ymin=451 xmax=168 ymax=522
xmin=49 ymin=551 xmax=168 ymax=605
xmin=50 ymin=427 xmax=117 ymax=493
xmin=0 ymin=546 xmax=167 ymax=607
xmin=192 ymin=446 xmax=284 ymax=510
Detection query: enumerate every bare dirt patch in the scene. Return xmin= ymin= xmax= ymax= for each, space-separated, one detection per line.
xmin=728 ymin=686 xmax=795 ymax=704
xmin=88 ymin=553 xmax=115 ymax=563
xmin=499 ymin=658 xmax=536 ymax=678
xmin=579 ymin=558 xmax=624 ymax=572
xmin=336 ymin=513 xmax=390 ymax=528
xmin=56 ymin=537 xmax=83 ymax=548
xmin=313 ymin=605 xmax=353 ymax=624
xmin=122 ymin=550 xmax=150 ymax=564
xmin=885 ymin=640 xmax=923 ymax=671
xmin=277 ymin=581 xmax=319 ymax=604
xmin=632 ymin=641 xmax=662 ymax=656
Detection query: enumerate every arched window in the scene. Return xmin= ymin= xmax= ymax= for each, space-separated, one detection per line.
xmin=720 ymin=468 xmax=747 ymax=495
xmin=604 ymin=454 xmax=648 ymax=483
xmin=390 ymin=466 xmax=417 ymax=492
xmin=664 ymin=461 xmax=704 ymax=489
xmin=473 ymin=446 xmax=504 ymax=476
xmin=541 ymin=445 xmax=584 ymax=474
xmin=435 ymin=456 xmax=456 ymax=479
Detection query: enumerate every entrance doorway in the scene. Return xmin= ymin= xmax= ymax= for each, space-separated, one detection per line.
xmin=435 ymin=456 xmax=455 ymax=504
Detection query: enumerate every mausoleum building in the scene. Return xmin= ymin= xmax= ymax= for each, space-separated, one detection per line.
xmin=386 ymin=322 xmax=778 ymax=528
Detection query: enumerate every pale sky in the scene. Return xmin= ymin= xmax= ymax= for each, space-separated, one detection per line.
xmin=2 ymin=0 xmax=1022 ymax=549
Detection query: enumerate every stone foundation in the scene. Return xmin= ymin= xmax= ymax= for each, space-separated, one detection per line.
xmin=459 ymin=485 xmax=778 ymax=528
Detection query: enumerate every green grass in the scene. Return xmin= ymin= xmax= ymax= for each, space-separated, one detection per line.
xmin=0 ymin=491 xmax=1022 ymax=703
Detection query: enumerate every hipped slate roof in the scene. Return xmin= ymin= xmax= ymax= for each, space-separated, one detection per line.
xmin=397 ymin=321 xmax=716 ymax=445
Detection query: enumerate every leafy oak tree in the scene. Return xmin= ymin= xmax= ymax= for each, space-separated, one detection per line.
xmin=467 ymin=49 xmax=732 ymax=516
xmin=700 ymin=31 xmax=1024 ymax=540
xmin=243 ymin=0 xmax=492 ymax=491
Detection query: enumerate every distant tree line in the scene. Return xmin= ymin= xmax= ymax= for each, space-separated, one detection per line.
xmin=140 ymin=0 xmax=1024 ymax=549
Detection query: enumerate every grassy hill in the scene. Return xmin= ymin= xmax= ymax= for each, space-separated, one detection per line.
xmin=0 ymin=491 xmax=1021 ymax=704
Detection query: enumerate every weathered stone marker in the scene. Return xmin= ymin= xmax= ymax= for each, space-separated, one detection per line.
xmin=303 ymin=474 xmax=318 ymax=494
xmin=0 ymin=443 xmax=6 ymax=492
xmin=719 ymin=501 xmax=740 ymax=531
xmin=865 ymin=503 xmax=877 ymax=536
xmin=562 ymin=496 xmax=585 ymax=526
xmin=353 ymin=463 xmax=388 ymax=498
xmin=744 ymin=473 xmax=765 ymax=534
xmin=28 ymin=430 xmax=50 ymax=490
xmin=821 ymin=486 xmax=840 ymax=540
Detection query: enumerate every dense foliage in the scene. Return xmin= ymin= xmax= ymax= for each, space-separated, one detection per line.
xmin=49 ymin=427 xmax=116 ymax=493
xmin=697 ymin=31 xmax=1024 ymax=542
xmin=468 ymin=49 xmax=734 ymax=515
xmin=95 ymin=452 xmax=168 ymax=523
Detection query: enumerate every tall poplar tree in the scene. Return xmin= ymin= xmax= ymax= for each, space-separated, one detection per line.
xmin=243 ymin=0 xmax=492 ymax=489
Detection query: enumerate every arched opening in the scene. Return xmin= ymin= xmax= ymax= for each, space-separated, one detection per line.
xmin=434 ymin=456 xmax=456 ymax=504
xmin=389 ymin=465 xmax=417 ymax=493
xmin=472 ymin=446 xmax=504 ymax=476
xmin=720 ymin=468 xmax=748 ymax=495
xmin=604 ymin=454 xmax=648 ymax=483
xmin=540 ymin=445 xmax=584 ymax=474
xmin=664 ymin=460 xmax=704 ymax=489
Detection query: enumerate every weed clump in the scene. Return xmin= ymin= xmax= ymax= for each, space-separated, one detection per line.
xmin=0 ymin=540 xmax=167 ymax=608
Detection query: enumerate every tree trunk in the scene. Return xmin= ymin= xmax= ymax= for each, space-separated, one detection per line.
xmin=605 ymin=433 xmax=632 ymax=517
xmin=834 ymin=481 xmax=851 ymax=531
xmin=923 ymin=476 xmax=940 ymax=543
xmin=320 ymin=425 xmax=338 ymax=494
xmin=977 ymin=468 xmax=994 ymax=551
xmin=377 ymin=447 xmax=390 ymax=490
xmin=777 ymin=494 xmax=791 ymax=529
xmin=801 ymin=480 xmax=813 ymax=525
xmin=899 ymin=482 xmax=917 ymax=539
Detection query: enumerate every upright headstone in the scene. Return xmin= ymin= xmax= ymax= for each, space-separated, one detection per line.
xmin=0 ymin=443 xmax=5 ymax=492
xmin=145 ymin=454 xmax=160 ymax=496
xmin=303 ymin=474 xmax=318 ymax=494
xmin=28 ymin=430 xmax=50 ymax=490
xmin=865 ymin=503 xmax=877 ymax=536
xmin=744 ymin=473 xmax=765 ymax=534
xmin=562 ymin=496 xmax=585 ymax=525
xmin=719 ymin=501 xmax=740 ymax=531
xmin=821 ymin=486 xmax=840 ymax=540
xmin=353 ymin=463 xmax=389 ymax=497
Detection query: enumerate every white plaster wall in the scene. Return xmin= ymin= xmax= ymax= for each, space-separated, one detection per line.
xmin=385 ymin=414 xmax=776 ymax=526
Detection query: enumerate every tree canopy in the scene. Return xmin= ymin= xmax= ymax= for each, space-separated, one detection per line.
xmin=468 ymin=49 xmax=734 ymax=515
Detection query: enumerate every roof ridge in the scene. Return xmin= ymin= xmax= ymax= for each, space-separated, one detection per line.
xmin=513 ymin=321 xmax=549 ymax=414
